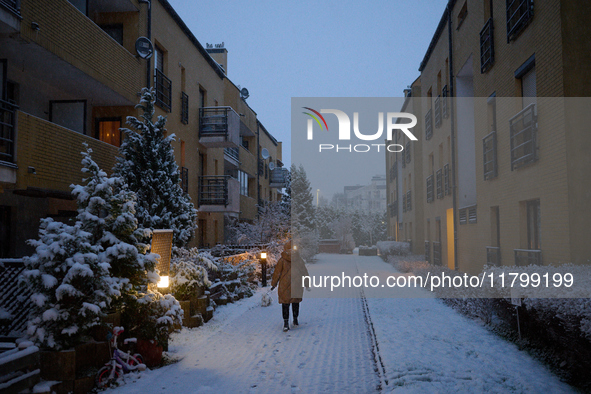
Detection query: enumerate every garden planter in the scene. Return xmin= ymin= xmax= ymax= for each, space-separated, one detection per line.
xmin=137 ymin=339 xmax=163 ymax=367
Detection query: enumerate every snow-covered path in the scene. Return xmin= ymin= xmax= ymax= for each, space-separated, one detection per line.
xmin=110 ymin=254 xmax=573 ymax=393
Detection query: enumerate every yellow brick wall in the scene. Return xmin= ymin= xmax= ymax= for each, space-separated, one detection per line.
xmin=19 ymin=0 xmax=144 ymax=104
xmin=16 ymin=111 xmax=119 ymax=192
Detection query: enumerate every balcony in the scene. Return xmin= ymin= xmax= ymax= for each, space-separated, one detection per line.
xmin=0 ymin=0 xmax=21 ymax=33
xmin=514 ymin=248 xmax=541 ymax=266
xmin=198 ymin=175 xmax=239 ymax=213
xmin=199 ymin=107 xmax=241 ymax=148
xmin=509 ymin=103 xmax=537 ymax=170
xmin=486 ymin=246 xmax=501 ymax=266
xmin=426 ymin=175 xmax=434 ymax=203
xmin=433 ymin=241 xmax=442 ymax=266
xmin=480 ymin=18 xmax=495 ymax=73
xmin=270 ymin=168 xmax=288 ymax=188
xmin=14 ymin=111 xmax=118 ymax=192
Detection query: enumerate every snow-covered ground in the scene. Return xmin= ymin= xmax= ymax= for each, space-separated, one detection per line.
xmin=109 ymin=254 xmax=573 ymax=393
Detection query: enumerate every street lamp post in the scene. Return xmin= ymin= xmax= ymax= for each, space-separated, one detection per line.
xmin=260 ymin=251 xmax=268 ymax=287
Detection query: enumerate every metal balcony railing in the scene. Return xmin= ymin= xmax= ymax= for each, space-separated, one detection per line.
xmin=433 ymin=241 xmax=442 ymax=266
xmin=0 ymin=99 xmax=18 ymax=164
xmin=0 ymin=0 xmax=21 ymax=16
xmin=514 ymin=248 xmax=541 ymax=266
xmin=224 ymin=147 xmax=240 ymax=162
xmin=426 ymin=175 xmax=434 ymax=203
xmin=155 ymin=69 xmax=172 ymax=112
xmin=483 ymin=131 xmax=498 ymax=179
xmin=480 ymin=18 xmax=495 ymax=73
xmin=198 ymin=176 xmax=229 ymax=206
xmin=486 ymin=246 xmax=501 ymax=266
xmin=443 ymin=163 xmax=451 ymax=195
xmin=507 ymin=0 xmax=534 ymax=42
xmin=434 ymin=96 xmax=442 ymax=128
xmin=425 ymin=109 xmax=433 ymax=140
xmin=270 ymin=168 xmax=288 ymax=187
xmin=436 ymin=169 xmax=443 ymax=199
xmin=510 ymin=103 xmax=537 ymax=170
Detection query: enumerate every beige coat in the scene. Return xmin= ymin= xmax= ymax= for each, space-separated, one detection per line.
xmin=271 ymin=250 xmax=310 ymax=304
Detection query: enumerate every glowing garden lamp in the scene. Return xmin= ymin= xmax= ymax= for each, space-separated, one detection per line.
xmin=260 ymin=251 xmax=268 ymax=287
xmin=152 ymin=229 xmax=174 ymax=289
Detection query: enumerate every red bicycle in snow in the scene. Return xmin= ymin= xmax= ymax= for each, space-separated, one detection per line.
xmin=95 ymin=327 xmax=146 ymax=388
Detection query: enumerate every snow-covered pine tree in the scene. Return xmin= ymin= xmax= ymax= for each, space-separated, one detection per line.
xmin=21 ymin=219 xmax=114 ymax=350
xmin=290 ymin=164 xmax=317 ymax=260
xmin=280 ymin=167 xmax=292 ymax=217
xmin=72 ymin=145 xmax=182 ymax=345
xmin=71 ymin=145 xmax=158 ymax=300
xmin=114 ymin=88 xmax=197 ymax=247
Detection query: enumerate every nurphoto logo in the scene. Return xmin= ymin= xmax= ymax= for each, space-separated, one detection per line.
xmin=302 ymin=107 xmax=418 ymax=153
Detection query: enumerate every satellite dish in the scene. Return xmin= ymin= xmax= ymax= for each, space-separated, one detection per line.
xmin=269 ymin=162 xmax=276 ymax=171
xmin=135 ymin=37 xmax=154 ymax=59
xmin=261 ymin=148 xmax=270 ymax=160
xmin=240 ymin=87 xmax=250 ymax=100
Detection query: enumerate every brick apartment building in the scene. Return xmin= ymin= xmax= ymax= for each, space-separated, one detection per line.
xmin=0 ymin=0 xmax=286 ymax=257
xmin=386 ymin=0 xmax=591 ymax=273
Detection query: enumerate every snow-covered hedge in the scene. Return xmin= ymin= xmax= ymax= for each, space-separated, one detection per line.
xmin=377 ymin=241 xmax=411 ymax=258
xmin=170 ymin=248 xmax=216 ymax=301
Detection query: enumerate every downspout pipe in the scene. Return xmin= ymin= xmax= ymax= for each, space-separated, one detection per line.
xmin=139 ymin=0 xmax=152 ymax=88
xmin=447 ymin=1 xmax=458 ymax=270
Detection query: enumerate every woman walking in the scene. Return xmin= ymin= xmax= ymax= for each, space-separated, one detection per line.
xmin=271 ymin=240 xmax=310 ymax=332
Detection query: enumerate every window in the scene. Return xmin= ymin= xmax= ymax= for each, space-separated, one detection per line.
xmin=511 ymin=58 xmax=537 ymax=170
xmin=95 ymin=117 xmax=121 ymax=147
xmin=459 ymin=208 xmax=467 ymax=225
xmin=181 ymin=92 xmax=189 ymax=124
xmin=521 ymin=65 xmax=536 ymax=109
xmin=154 ymin=46 xmax=171 ymax=112
xmin=180 ymin=166 xmax=189 ymax=193
xmin=100 ymin=24 xmax=123 ymax=46
xmin=242 ymin=138 xmax=249 ymax=150
xmin=457 ymin=1 xmax=468 ymax=29
xmin=480 ymin=18 xmax=494 ymax=73
xmin=406 ymin=190 xmax=412 ymax=212
xmin=49 ymin=100 xmax=86 ymax=134
xmin=238 ymin=170 xmax=249 ymax=196
xmin=506 ymin=0 xmax=534 ymax=42
xmin=526 ymin=199 xmax=540 ymax=250
xmin=483 ymin=131 xmax=497 ymax=179
xmin=459 ymin=206 xmax=477 ymax=224
xmin=425 ymin=109 xmax=433 ymax=140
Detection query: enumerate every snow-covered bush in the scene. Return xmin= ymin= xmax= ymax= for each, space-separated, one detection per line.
xmin=121 ymin=290 xmax=183 ymax=348
xmin=377 ymin=241 xmax=411 ymax=258
xmin=170 ymin=248 xmax=216 ymax=301
xmin=21 ymin=219 xmax=115 ymax=350
xmin=114 ymin=88 xmax=197 ymax=247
